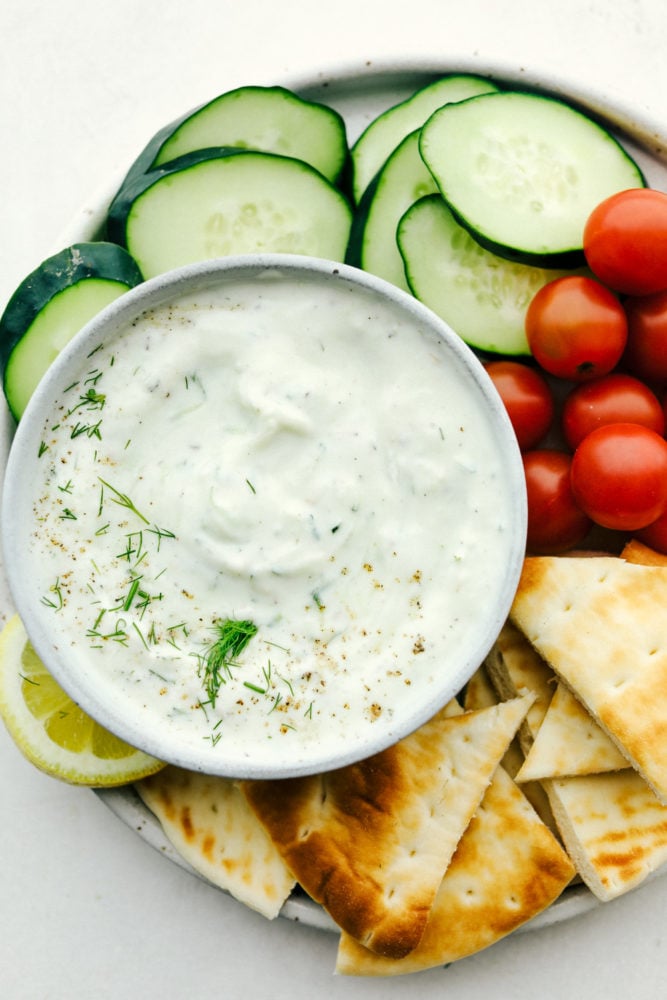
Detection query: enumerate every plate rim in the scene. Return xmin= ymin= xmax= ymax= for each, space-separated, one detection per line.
xmin=4 ymin=54 xmax=667 ymax=944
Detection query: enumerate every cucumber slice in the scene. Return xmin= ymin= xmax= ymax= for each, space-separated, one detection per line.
xmin=107 ymin=148 xmax=353 ymax=280
xmin=420 ymin=90 xmax=645 ymax=267
xmin=350 ymin=74 xmax=499 ymax=204
xmin=345 ymin=131 xmax=437 ymax=291
xmin=397 ymin=195 xmax=586 ymax=355
xmin=122 ymin=85 xmax=349 ymax=187
xmin=0 ymin=242 xmax=143 ymax=420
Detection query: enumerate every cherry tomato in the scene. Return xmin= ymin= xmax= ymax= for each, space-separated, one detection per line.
xmin=484 ymin=360 xmax=555 ymax=450
xmin=570 ymin=422 xmax=667 ymax=531
xmin=623 ymin=290 xmax=667 ymax=386
xmin=636 ymin=508 xmax=667 ymax=554
xmin=561 ymin=373 xmax=665 ymax=450
xmin=525 ymin=276 xmax=627 ymax=381
xmin=583 ymin=188 xmax=667 ymax=296
xmin=523 ymin=450 xmax=592 ymax=554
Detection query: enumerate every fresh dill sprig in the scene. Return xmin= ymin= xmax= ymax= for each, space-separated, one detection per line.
xmin=66 ymin=387 xmax=106 ymax=417
xmin=41 ymin=577 xmax=64 ymax=611
xmin=98 ymin=478 xmax=150 ymax=524
xmin=147 ymin=524 xmax=176 ymax=550
xmin=71 ymin=419 xmax=102 ymax=440
xmin=86 ymin=619 xmax=129 ymax=646
xmin=199 ymin=618 xmax=258 ymax=707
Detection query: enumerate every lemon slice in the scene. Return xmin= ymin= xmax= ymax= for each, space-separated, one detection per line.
xmin=0 ymin=613 xmax=165 ymax=785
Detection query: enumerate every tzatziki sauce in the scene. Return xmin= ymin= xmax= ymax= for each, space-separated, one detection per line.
xmin=13 ymin=263 xmax=522 ymax=776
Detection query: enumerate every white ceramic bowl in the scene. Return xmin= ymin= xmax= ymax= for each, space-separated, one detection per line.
xmin=1 ymin=254 xmax=526 ymax=778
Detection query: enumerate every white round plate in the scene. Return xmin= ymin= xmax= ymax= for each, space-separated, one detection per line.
xmin=3 ymin=58 xmax=667 ymax=938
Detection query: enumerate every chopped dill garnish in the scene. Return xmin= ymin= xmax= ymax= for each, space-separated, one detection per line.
xmin=246 ymin=479 xmax=256 ymax=494
xmin=86 ymin=619 xmax=129 ymax=645
xmin=71 ymin=419 xmax=102 ymax=440
xmin=147 ymin=524 xmax=176 ymax=550
xmin=268 ymin=692 xmax=283 ymax=714
xmin=200 ymin=618 xmax=258 ymax=707
xmin=66 ymin=387 xmax=106 ymax=417
xmin=277 ymin=672 xmax=294 ymax=697
xmin=84 ymin=367 xmax=104 ymax=386
xmin=98 ymin=478 xmax=149 ymax=524
xmin=122 ymin=576 xmax=142 ymax=611
xmin=263 ymin=639 xmax=290 ymax=653
xmin=133 ymin=622 xmax=149 ymax=650
xmin=41 ymin=577 xmax=64 ymax=611
xmin=19 ymin=673 xmax=40 ymax=686
xmin=38 ymin=441 xmax=48 ymax=458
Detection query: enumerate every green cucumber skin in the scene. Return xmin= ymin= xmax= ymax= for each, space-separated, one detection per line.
xmin=350 ymin=73 xmax=500 ymax=204
xmin=119 ymin=85 xmax=350 ymax=191
xmin=420 ymin=90 xmax=646 ymax=269
xmin=0 ymin=242 xmax=143 ymax=373
xmin=441 ymin=201 xmax=591 ymax=271
xmin=107 ymin=146 xmax=237 ymax=249
xmin=397 ymin=194 xmax=587 ymax=356
xmin=106 ymin=147 xmax=353 ymax=279
xmin=345 ymin=130 xmax=437 ymax=290
xmin=345 ymin=168 xmax=383 ymax=269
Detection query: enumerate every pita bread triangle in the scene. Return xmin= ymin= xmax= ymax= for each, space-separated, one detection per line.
xmin=335 ymin=764 xmax=575 ymax=976
xmin=544 ymin=770 xmax=667 ymax=901
xmin=484 ymin=621 xmax=555 ymax=756
xmin=242 ymin=694 xmax=532 ymax=959
xmin=136 ymin=766 xmax=296 ymax=918
xmin=621 ymin=538 xmax=667 ymax=567
xmin=465 ymin=664 xmax=558 ymax=836
xmin=516 ymin=682 xmax=629 ymax=782
xmin=510 ymin=556 xmax=667 ymax=804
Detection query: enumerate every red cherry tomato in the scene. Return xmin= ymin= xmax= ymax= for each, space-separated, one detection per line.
xmin=636 ymin=508 xmax=667 ymax=554
xmin=583 ymin=188 xmax=667 ymax=296
xmin=623 ymin=290 xmax=667 ymax=386
xmin=570 ymin=423 xmax=667 ymax=531
xmin=525 ymin=276 xmax=627 ymax=381
xmin=523 ymin=450 xmax=592 ymax=554
xmin=561 ymin=373 xmax=665 ymax=450
xmin=484 ymin=360 xmax=555 ymax=451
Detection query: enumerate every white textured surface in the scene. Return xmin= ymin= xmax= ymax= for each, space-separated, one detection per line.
xmin=3 ymin=2 xmax=667 ymax=997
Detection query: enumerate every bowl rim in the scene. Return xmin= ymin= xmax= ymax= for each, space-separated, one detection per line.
xmin=1 ymin=252 xmax=527 ymax=778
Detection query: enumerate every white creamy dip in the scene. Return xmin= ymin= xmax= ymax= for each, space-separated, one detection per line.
xmin=13 ymin=264 xmax=522 ymax=776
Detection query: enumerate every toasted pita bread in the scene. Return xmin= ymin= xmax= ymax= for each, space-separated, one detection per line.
xmin=621 ymin=538 xmax=667 ymax=566
xmin=335 ymin=764 xmax=575 ymax=976
xmin=242 ymin=696 xmax=532 ymax=959
xmin=484 ymin=621 xmax=555 ymax=755
xmin=544 ymin=770 xmax=667 ymax=901
xmin=136 ymin=767 xmax=295 ymax=918
xmin=465 ymin=665 xmax=526 ymax=777
xmin=510 ymin=556 xmax=667 ymax=804
xmin=516 ymin=682 xmax=629 ymax=781
xmin=465 ymin=664 xmax=557 ymax=835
